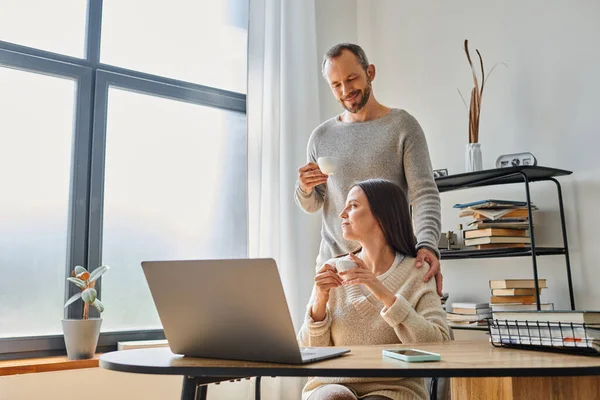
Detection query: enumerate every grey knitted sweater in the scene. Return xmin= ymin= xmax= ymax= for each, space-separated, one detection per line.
xmin=295 ymin=109 xmax=442 ymax=266
xmin=297 ymin=253 xmax=450 ymax=400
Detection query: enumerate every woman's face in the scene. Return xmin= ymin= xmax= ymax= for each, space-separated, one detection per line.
xmin=339 ymin=186 xmax=380 ymax=242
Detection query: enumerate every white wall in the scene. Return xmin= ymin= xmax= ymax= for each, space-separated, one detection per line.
xmin=315 ymin=0 xmax=358 ymax=121
xmin=354 ymin=0 xmax=600 ymax=309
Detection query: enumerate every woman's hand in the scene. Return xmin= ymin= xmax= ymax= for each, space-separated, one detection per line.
xmin=339 ymin=253 xmax=397 ymax=308
xmin=311 ymin=263 xmax=342 ymax=322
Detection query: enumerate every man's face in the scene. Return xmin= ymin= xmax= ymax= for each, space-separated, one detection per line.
xmin=324 ymin=50 xmax=372 ymax=114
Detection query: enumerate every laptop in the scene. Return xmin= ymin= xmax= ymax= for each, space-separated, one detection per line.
xmin=141 ymin=258 xmax=350 ymax=364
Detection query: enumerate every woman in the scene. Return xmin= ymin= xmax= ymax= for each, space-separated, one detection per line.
xmin=298 ymin=179 xmax=450 ymax=400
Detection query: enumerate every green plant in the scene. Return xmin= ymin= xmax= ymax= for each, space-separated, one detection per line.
xmin=64 ymin=265 xmax=110 ymax=320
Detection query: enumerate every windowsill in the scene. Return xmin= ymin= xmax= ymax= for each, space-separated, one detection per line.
xmin=0 ymin=354 xmax=100 ymax=376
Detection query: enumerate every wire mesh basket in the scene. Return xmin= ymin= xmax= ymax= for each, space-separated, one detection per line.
xmin=487 ymin=318 xmax=600 ymax=356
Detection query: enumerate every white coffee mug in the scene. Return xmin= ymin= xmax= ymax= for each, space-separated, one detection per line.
xmin=335 ymin=259 xmax=357 ymax=273
xmin=317 ymin=156 xmax=338 ymax=175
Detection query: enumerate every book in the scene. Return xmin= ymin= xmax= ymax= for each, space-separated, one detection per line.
xmin=474 ymin=243 xmax=527 ymax=249
xmin=464 ymin=228 xmax=529 ymax=239
xmin=451 ymin=302 xmax=490 ymax=309
xmin=460 ymin=208 xmax=535 ymax=221
xmin=491 ymin=288 xmax=541 ymax=296
xmin=489 ymin=279 xmax=547 ymax=289
xmin=464 ymin=236 xmax=531 ymax=246
xmin=452 ymin=307 xmax=492 ymax=315
xmin=491 ymin=310 xmax=600 ymax=325
xmin=473 ymin=208 xmax=532 ymax=220
xmin=449 ymin=320 xmax=488 ymax=327
xmin=447 ymin=312 xmax=491 ymax=322
xmin=467 ymin=221 xmax=530 ymax=230
xmin=491 ymin=303 xmax=554 ymax=312
xmin=453 ymin=199 xmax=529 ymax=209
xmin=490 ymin=295 xmax=537 ymax=304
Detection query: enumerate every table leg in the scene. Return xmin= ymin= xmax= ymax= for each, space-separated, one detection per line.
xmin=181 ymin=376 xmax=197 ymax=400
xmin=180 ymin=376 xmax=245 ymax=400
xmin=195 ymin=385 xmax=207 ymax=400
xmin=451 ymin=375 xmax=600 ymax=400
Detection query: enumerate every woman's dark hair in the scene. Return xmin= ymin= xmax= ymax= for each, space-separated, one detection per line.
xmin=353 ymin=179 xmax=417 ymax=257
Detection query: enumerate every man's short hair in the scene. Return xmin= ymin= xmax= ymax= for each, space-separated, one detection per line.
xmin=322 ymin=43 xmax=370 ymax=76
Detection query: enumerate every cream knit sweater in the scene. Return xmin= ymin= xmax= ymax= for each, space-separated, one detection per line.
xmin=297 ymin=253 xmax=449 ymax=400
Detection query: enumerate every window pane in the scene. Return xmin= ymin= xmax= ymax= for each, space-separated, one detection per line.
xmin=100 ymin=87 xmax=247 ymax=331
xmin=0 ymin=0 xmax=87 ymax=58
xmin=101 ymin=0 xmax=248 ymax=93
xmin=0 ymin=67 xmax=75 ymax=338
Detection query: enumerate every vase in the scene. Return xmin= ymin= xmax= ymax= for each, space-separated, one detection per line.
xmin=62 ymin=318 xmax=102 ymax=360
xmin=465 ymin=143 xmax=483 ymax=172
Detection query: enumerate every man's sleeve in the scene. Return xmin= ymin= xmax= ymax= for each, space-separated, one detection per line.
xmin=294 ymin=132 xmax=326 ymax=213
xmin=402 ymin=114 xmax=442 ymax=258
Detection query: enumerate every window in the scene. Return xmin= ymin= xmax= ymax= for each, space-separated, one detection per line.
xmin=0 ymin=0 xmax=87 ymax=58
xmin=101 ymin=0 xmax=248 ymax=93
xmin=99 ymin=84 xmax=246 ymax=331
xmin=0 ymin=0 xmax=247 ymax=356
xmin=0 ymin=66 xmax=76 ymax=338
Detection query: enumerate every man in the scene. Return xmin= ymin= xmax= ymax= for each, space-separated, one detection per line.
xmin=294 ymin=43 xmax=443 ymax=295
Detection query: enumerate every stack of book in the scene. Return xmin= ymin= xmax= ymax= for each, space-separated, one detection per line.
xmin=490 ymin=310 xmax=600 ymax=354
xmin=454 ymin=199 xmax=536 ymax=249
xmin=489 ymin=279 xmax=548 ymax=308
xmin=446 ymin=302 xmax=491 ymax=327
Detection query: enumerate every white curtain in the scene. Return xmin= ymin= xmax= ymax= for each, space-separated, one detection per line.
xmin=246 ymin=0 xmax=322 ymax=397
xmin=247 ymin=0 xmax=322 ymax=327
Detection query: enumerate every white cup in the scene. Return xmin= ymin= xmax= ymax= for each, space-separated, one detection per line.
xmin=317 ymin=156 xmax=338 ymax=175
xmin=335 ymin=259 xmax=357 ymax=273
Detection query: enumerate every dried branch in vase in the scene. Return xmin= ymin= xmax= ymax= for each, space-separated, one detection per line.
xmin=458 ymin=40 xmax=507 ymax=144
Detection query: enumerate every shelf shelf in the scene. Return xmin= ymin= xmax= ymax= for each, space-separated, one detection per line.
xmin=440 ymin=247 xmax=566 ymax=260
xmin=435 ymin=166 xmax=572 ymax=193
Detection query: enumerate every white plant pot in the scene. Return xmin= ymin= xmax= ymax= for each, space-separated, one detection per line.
xmin=465 ymin=143 xmax=483 ymax=172
xmin=62 ymin=318 xmax=102 ymax=360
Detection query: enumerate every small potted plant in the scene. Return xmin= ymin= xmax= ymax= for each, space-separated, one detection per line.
xmin=62 ymin=264 xmax=109 ymax=360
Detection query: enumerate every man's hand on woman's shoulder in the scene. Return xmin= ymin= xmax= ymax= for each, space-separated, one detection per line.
xmin=415 ymin=247 xmax=443 ymax=297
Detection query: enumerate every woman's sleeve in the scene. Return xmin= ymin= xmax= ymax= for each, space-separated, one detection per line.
xmin=296 ymin=286 xmax=333 ymax=347
xmin=380 ymin=275 xmax=450 ymax=343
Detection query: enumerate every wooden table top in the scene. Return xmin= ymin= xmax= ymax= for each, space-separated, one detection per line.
xmin=100 ymin=340 xmax=600 ymax=379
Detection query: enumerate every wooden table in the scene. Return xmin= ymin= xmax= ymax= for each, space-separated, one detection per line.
xmin=99 ymin=340 xmax=600 ymax=400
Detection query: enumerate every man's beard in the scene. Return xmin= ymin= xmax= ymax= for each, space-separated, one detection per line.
xmin=340 ymin=82 xmax=372 ymax=113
